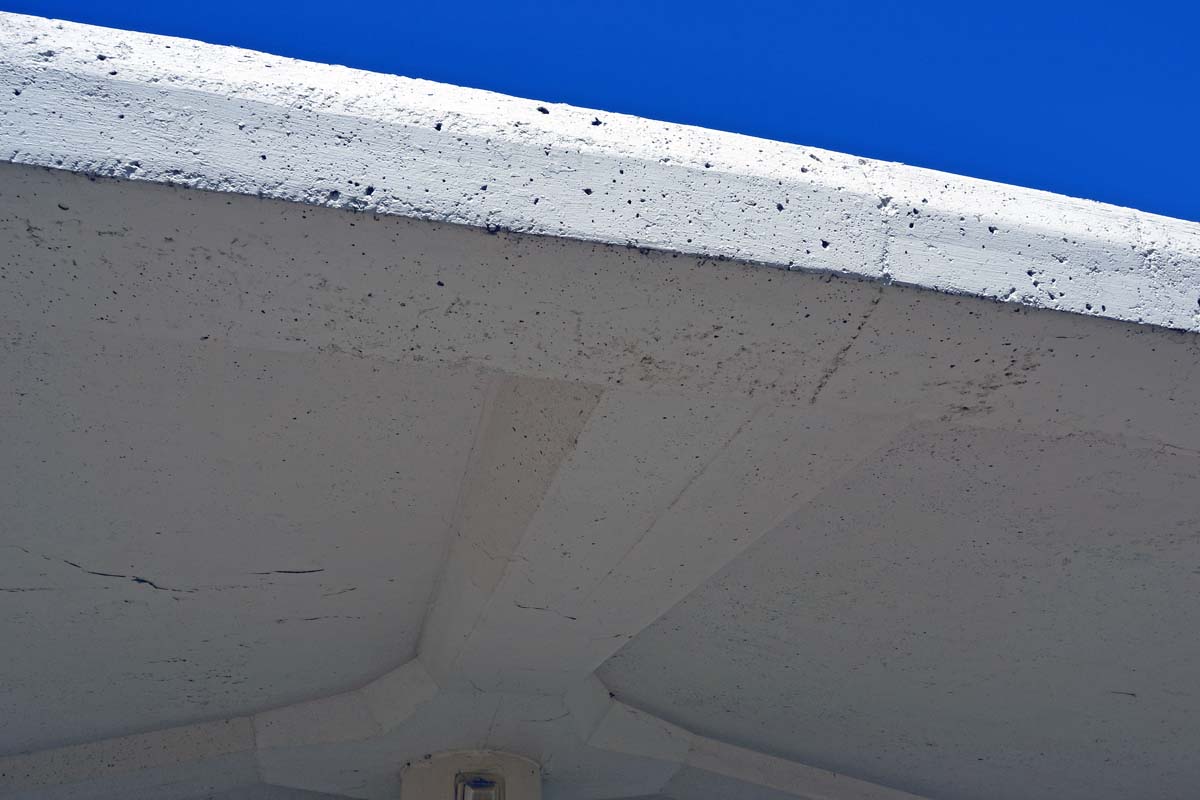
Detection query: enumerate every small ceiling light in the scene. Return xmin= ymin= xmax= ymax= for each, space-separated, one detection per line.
xmin=455 ymin=772 xmax=504 ymax=800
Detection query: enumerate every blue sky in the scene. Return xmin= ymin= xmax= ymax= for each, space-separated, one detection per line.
xmin=5 ymin=1 xmax=1198 ymax=221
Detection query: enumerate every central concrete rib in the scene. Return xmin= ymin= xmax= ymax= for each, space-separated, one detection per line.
xmin=418 ymin=382 xmax=912 ymax=692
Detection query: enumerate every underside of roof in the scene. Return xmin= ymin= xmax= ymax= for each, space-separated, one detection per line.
xmin=2 ymin=12 xmax=1199 ymax=800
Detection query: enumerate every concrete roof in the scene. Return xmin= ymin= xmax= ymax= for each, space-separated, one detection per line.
xmin=1 ymin=11 xmax=1199 ymax=800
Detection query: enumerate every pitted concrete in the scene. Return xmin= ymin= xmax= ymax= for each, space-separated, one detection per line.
xmin=2 ymin=11 xmax=1200 ymax=800
xmin=2 ymin=12 xmax=1198 ymax=332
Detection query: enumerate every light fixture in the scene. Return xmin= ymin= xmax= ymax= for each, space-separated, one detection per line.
xmin=455 ymin=771 xmax=505 ymax=800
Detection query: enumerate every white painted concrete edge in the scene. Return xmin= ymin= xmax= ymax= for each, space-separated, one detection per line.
xmin=2 ymin=12 xmax=1198 ymax=331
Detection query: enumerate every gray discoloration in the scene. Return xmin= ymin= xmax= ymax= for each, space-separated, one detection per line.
xmin=2 ymin=12 xmax=1200 ymax=800
xmin=601 ymin=426 xmax=1200 ymax=800
xmin=3 ymin=156 xmax=1200 ymax=800
xmin=1 ymin=12 xmax=1198 ymax=333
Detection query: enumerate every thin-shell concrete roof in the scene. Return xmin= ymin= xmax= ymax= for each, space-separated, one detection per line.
xmin=2 ymin=12 xmax=1200 ymax=800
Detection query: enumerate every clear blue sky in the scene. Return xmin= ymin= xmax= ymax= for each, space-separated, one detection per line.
xmin=5 ymin=1 xmax=1199 ymax=221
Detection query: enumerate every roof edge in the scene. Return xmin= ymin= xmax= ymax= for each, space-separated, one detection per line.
xmin=2 ymin=11 xmax=1198 ymax=331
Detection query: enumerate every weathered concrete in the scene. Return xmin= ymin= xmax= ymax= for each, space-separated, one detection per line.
xmin=2 ymin=13 xmax=1198 ymax=333
xmin=2 ymin=11 xmax=1200 ymax=800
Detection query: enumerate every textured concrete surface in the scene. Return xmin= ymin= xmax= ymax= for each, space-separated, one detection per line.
xmin=2 ymin=11 xmax=1200 ymax=800
xmin=600 ymin=425 xmax=1200 ymax=799
xmin=2 ymin=13 xmax=1199 ymax=332
xmin=0 ymin=278 xmax=486 ymax=751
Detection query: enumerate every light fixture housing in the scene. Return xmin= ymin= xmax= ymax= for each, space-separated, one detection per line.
xmin=456 ymin=771 xmax=504 ymax=800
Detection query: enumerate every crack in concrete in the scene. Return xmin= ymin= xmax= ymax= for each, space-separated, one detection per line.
xmin=514 ymin=602 xmax=577 ymax=621
xmin=60 ymin=559 xmax=125 ymax=579
xmin=573 ymin=399 xmax=770 ymax=618
xmin=483 ymin=697 xmax=502 ymax=747
xmin=60 ymin=557 xmax=191 ymax=593
xmin=808 ymin=288 xmax=884 ymax=404
xmin=7 ymin=545 xmax=193 ymax=594
xmin=250 ymin=568 xmax=325 ymax=575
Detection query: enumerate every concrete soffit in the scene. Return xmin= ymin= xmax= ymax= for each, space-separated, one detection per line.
xmin=2 ymin=9 xmax=1200 ymax=800
xmin=0 ymin=657 xmax=927 ymax=800
xmin=0 ymin=363 xmax=929 ymax=800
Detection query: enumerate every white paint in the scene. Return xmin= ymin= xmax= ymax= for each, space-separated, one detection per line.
xmin=254 ymin=660 xmax=437 ymax=750
xmin=424 ymin=395 xmax=912 ymax=694
xmin=5 ymin=130 xmax=1200 ymax=800
xmin=1 ymin=12 xmax=1198 ymax=333
xmin=2 ymin=11 xmax=1200 ymax=800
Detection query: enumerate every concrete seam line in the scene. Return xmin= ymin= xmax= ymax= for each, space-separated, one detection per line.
xmin=412 ymin=371 xmax=505 ymax=677
xmin=1 ymin=12 xmax=1197 ymax=332
xmin=359 ymin=658 xmax=441 ymax=732
xmin=574 ymin=678 xmax=928 ymax=800
xmin=685 ymin=735 xmax=928 ymax=800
